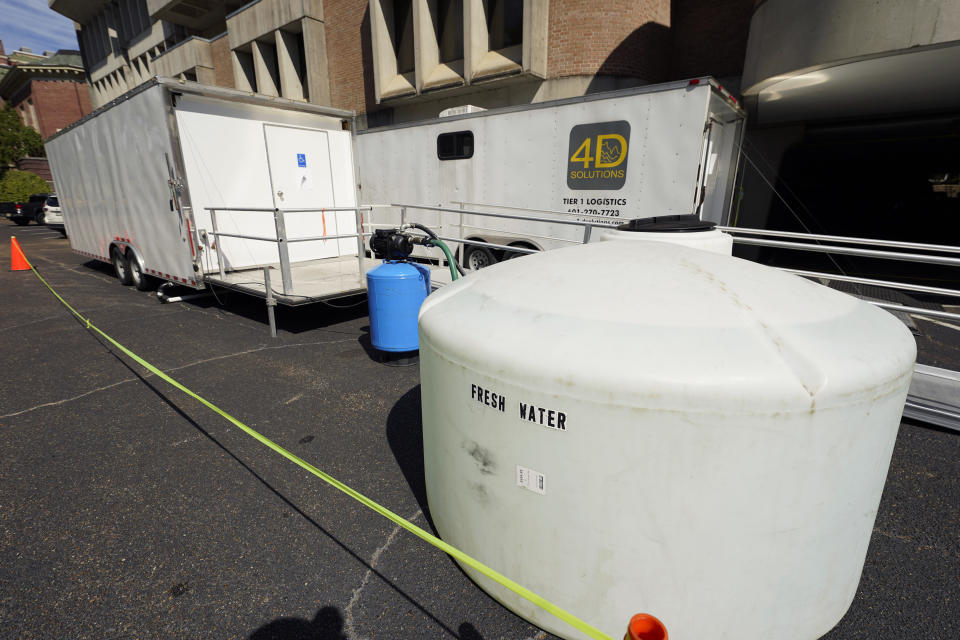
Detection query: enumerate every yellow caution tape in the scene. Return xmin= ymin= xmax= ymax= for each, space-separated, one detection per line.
xmin=20 ymin=252 xmax=613 ymax=640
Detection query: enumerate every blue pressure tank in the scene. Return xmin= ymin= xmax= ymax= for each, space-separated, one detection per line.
xmin=367 ymin=260 xmax=431 ymax=352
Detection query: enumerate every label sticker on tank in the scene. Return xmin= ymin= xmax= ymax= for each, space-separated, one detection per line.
xmin=516 ymin=465 xmax=546 ymax=495
xmin=518 ymin=402 xmax=566 ymax=431
xmin=471 ymin=383 xmax=506 ymax=413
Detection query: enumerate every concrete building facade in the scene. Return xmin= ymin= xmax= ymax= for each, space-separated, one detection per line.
xmin=50 ymin=0 xmax=755 ymax=125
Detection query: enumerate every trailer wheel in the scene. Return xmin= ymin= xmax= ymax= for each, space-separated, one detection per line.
xmin=465 ymin=246 xmax=496 ymax=270
xmin=128 ymin=253 xmax=152 ymax=291
xmin=504 ymin=243 xmax=538 ymax=260
xmin=111 ymin=247 xmax=133 ymax=285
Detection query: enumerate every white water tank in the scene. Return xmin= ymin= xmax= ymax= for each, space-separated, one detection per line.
xmin=592 ymin=215 xmax=733 ymax=255
xmin=418 ymin=240 xmax=915 ymax=640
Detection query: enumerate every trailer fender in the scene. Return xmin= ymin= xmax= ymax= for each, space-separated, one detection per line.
xmin=110 ymin=241 xmax=146 ymax=274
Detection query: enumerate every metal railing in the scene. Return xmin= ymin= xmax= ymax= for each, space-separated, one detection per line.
xmin=202 ymin=203 xmax=960 ymax=324
xmin=394 ymin=203 xmax=601 ymax=247
xmin=719 ymin=225 xmax=960 ymax=322
xmin=205 ymin=205 xmax=373 ymax=294
xmin=398 ymin=207 xmax=960 ymax=318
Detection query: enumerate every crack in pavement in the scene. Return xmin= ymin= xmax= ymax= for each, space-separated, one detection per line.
xmin=0 ymin=337 xmax=357 ymax=419
xmin=343 ymin=510 xmax=423 ymax=640
xmin=0 ymin=314 xmax=65 ymax=331
xmin=0 ymin=378 xmax=133 ymax=419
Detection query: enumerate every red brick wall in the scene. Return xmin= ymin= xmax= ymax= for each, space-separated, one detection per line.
xmin=547 ymin=0 xmax=672 ymax=82
xmin=15 ymin=157 xmax=52 ymax=183
xmin=669 ymin=0 xmax=754 ymax=81
xmin=209 ymin=36 xmax=235 ymax=88
xmin=29 ymin=79 xmax=92 ymax=139
xmin=322 ymin=0 xmax=376 ymax=113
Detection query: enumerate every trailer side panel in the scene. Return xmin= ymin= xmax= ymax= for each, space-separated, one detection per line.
xmin=173 ymin=94 xmax=358 ymax=273
xmin=46 ymin=84 xmax=196 ymax=283
xmin=355 ymin=82 xmax=737 ymax=251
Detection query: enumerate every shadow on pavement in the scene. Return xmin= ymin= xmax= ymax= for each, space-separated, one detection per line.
xmin=248 ymin=606 xmax=347 ymax=640
xmin=386 ymin=385 xmax=432 ymax=524
xmin=247 ymin=607 xmax=488 ymax=639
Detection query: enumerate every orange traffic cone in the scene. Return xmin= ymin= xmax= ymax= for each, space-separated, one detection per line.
xmin=10 ymin=236 xmax=30 ymax=271
xmin=624 ymin=613 xmax=668 ymax=640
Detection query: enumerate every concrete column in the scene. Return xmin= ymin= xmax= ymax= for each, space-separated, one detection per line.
xmin=276 ymin=30 xmax=305 ymax=101
xmin=252 ymin=38 xmax=279 ymax=96
xmin=130 ymin=58 xmax=141 ymax=84
xmin=232 ymin=49 xmax=256 ymax=92
xmin=369 ymin=0 xmax=397 ymax=100
xmin=413 ymin=0 xmax=438 ymax=92
xmin=463 ymin=0 xmax=488 ymax=84
xmin=196 ymin=66 xmax=217 ymax=86
xmin=522 ymin=0 xmax=548 ymax=78
xmin=89 ymin=82 xmax=100 ymax=109
xmin=301 ymin=17 xmax=331 ymax=105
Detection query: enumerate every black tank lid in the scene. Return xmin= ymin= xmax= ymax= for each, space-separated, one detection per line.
xmin=616 ymin=215 xmax=717 ymax=233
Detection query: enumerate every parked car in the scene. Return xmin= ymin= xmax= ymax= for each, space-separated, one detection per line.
xmin=0 ymin=202 xmax=24 ymax=222
xmin=1 ymin=193 xmax=49 ymax=225
xmin=43 ymin=195 xmax=66 ymax=235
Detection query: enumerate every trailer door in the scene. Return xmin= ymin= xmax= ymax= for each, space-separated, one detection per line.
xmin=264 ymin=124 xmax=358 ymax=261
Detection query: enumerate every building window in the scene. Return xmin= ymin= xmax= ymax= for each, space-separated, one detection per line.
xmin=369 ymin=0 xmax=545 ymax=103
xmin=277 ymin=25 xmax=308 ymax=101
xmin=485 ymin=0 xmax=522 ymax=51
xmin=233 ymin=45 xmax=257 ymax=92
xmin=252 ymin=37 xmax=281 ymax=96
xmin=393 ymin=0 xmax=415 ymax=74
xmin=371 ymin=0 xmax=417 ymax=100
xmin=437 ymin=0 xmax=464 ymax=63
xmin=416 ymin=0 xmax=466 ymax=92
xmin=437 ymin=131 xmax=474 ymax=160
xmin=116 ymin=0 xmax=151 ymax=45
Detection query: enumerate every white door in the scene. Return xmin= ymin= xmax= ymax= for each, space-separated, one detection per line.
xmin=264 ymin=124 xmax=357 ymax=262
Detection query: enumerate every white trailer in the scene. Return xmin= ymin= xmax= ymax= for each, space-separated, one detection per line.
xmin=354 ymin=77 xmax=745 ymax=268
xmin=45 ymin=78 xmax=365 ymax=302
xmin=46 ymin=77 xmax=743 ymax=299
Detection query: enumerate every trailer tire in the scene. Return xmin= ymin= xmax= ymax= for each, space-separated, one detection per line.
xmin=504 ymin=243 xmax=538 ymax=260
xmin=128 ymin=253 xmax=152 ymax=291
xmin=111 ymin=247 xmax=133 ymax=285
xmin=465 ymin=246 xmax=496 ymax=270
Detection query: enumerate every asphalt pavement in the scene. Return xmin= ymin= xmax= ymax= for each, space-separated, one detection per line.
xmin=0 ymin=222 xmax=957 ymax=639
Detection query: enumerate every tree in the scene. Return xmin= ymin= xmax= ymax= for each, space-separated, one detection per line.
xmin=0 ymin=169 xmax=49 ymax=202
xmin=0 ymin=104 xmax=44 ymax=165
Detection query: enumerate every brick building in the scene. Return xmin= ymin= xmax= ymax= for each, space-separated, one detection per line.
xmin=51 ymin=0 xmax=754 ymax=127
xmin=0 ymin=42 xmax=92 ymax=139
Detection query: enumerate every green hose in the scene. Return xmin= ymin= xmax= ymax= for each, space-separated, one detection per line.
xmin=431 ymin=238 xmax=460 ymax=281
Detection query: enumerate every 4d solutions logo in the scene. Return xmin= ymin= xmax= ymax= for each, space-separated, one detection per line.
xmin=567 ymin=121 xmax=630 ymax=190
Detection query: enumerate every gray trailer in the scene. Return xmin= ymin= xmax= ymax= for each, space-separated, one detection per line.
xmin=45 ymin=78 xmax=366 ymax=302
xmin=354 ymin=77 xmax=745 ymax=268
